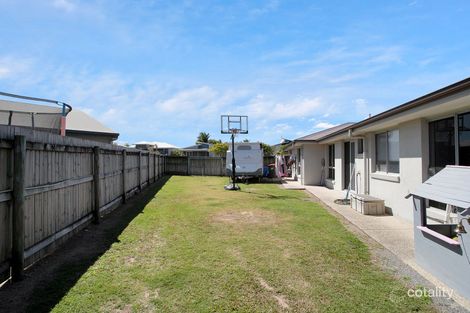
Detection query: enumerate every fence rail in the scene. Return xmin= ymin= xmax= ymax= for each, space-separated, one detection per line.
xmin=0 ymin=126 xmax=165 ymax=282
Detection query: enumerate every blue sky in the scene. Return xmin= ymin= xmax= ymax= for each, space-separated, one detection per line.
xmin=1 ymin=0 xmax=470 ymax=147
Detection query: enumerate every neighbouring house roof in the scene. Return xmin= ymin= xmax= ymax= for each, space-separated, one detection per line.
xmin=182 ymin=143 xmax=211 ymax=151
xmin=293 ymin=123 xmax=355 ymax=142
xmin=407 ymin=166 xmax=470 ymax=209
xmin=135 ymin=141 xmax=179 ymax=149
xmin=66 ymin=109 xmax=119 ymax=136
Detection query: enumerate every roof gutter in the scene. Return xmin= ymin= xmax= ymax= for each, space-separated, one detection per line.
xmin=352 ymin=77 xmax=470 ymax=130
xmin=319 ymin=76 xmax=470 ymax=142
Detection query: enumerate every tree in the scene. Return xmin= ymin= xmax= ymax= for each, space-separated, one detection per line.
xmin=197 ymin=132 xmax=210 ymax=143
xmin=209 ymin=142 xmax=229 ymax=157
xmin=277 ymin=144 xmax=286 ymax=156
xmin=170 ymin=149 xmax=184 ymax=156
xmin=208 ymin=139 xmax=222 ymax=144
xmin=260 ymin=142 xmax=274 ymax=156
xmin=242 ymin=139 xmax=249 ymax=142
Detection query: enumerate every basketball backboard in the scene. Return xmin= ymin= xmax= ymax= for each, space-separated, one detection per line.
xmin=221 ymin=115 xmax=248 ymax=134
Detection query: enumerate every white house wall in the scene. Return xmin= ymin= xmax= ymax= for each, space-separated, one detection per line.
xmin=367 ymin=119 xmax=427 ymax=221
xmin=302 ymin=144 xmax=324 ymax=185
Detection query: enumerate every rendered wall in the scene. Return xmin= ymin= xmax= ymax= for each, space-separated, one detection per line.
xmin=301 ymin=144 xmax=324 ymax=185
xmin=368 ymin=119 xmax=427 ymax=221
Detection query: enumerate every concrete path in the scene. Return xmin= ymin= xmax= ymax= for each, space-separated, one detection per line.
xmin=281 ymin=179 xmax=470 ymax=310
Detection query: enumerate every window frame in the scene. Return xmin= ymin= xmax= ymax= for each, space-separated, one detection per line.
xmin=375 ymin=130 xmax=399 ymax=174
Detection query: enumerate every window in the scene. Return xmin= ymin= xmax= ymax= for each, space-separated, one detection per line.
xmin=237 ymin=145 xmax=252 ymax=150
xmin=328 ymin=144 xmax=335 ymax=179
xmin=357 ymin=139 xmax=364 ymax=154
xmin=429 ymin=117 xmax=455 ymax=175
xmin=459 ymin=112 xmax=470 ymax=166
xmin=375 ymin=130 xmax=399 ymax=173
xmin=428 ymin=112 xmax=470 ymax=175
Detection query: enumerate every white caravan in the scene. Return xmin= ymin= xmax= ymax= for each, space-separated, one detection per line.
xmin=226 ymin=142 xmax=264 ymax=178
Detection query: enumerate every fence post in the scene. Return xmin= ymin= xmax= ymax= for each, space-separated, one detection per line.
xmin=187 ymin=157 xmax=190 ymax=176
xmin=122 ymin=149 xmax=127 ymax=203
xmin=154 ymin=153 xmax=157 ymax=182
xmin=147 ymin=153 xmax=151 ymax=185
xmin=12 ymin=135 xmax=26 ymax=281
xmin=93 ymin=146 xmax=101 ymax=224
xmin=138 ymin=151 xmax=142 ymax=191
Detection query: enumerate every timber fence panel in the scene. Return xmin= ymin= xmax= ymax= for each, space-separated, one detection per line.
xmin=0 ymin=126 xmax=162 ymax=284
xmin=163 ymin=156 xmax=227 ymax=176
xmin=165 ymin=156 xmax=188 ymax=175
xmin=162 ymin=156 xmax=277 ymax=177
xmin=0 ymin=143 xmax=12 ymax=281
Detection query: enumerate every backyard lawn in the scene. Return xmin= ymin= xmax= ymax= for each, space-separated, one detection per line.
xmin=51 ymin=176 xmax=431 ymax=312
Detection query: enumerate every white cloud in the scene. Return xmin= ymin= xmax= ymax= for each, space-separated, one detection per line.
xmin=314 ymin=122 xmax=337 ymax=129
xmin=52 ymin=0 xmax=76 ymax=12
xmin=158 ymin=86 xmax=218 ymax=113
xmin=243 ymin=95 xmax=324 ymax=120
xmin=368 ymin=46 xmax=403 ymax=65
xmin=273 ymin=123 xmax=291 ymax=133
xmin=354 ymin=98 xmax=370 ymax=118
xmin=0 ymin=67 xmax=10 ymax=79
xmin=0 ymin=56 xmax=33 ymax=80
xmin=250 ymin=0 xmax=280 ymax=16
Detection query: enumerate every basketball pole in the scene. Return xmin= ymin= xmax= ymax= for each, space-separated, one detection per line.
xmin=221 ymin=115 xmax=247 ymax=191
xmin=225 ymin=131 xmax=240 ymax=190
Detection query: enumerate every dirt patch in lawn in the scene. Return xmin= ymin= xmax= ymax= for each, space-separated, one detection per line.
xmin=211 ymin=210 xmax=278 ymax=225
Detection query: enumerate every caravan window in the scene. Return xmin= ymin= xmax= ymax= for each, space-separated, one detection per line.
xmin=237 ymin=145 xmax=252 ymax=150
xmin=328 ymin=145 xmax=335 ymax=179
xmin=375 ymin=130 xmax=399 ymax=173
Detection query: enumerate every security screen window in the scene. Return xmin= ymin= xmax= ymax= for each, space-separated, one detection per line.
xmin=375 ymin=130 xmax=399 ymax=173
xmin=328 ymin=144 xmax=335 ymax=179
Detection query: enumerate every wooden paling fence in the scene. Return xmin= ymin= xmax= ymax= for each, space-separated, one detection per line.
xmin=0 ymin=124 xmax=277 ymax=283
xmin=164 ymin=156 xmax=275 ymax=176
xmin=0 ymin=126 xmax=165 ymax=282
xmin=165 ymin=156 xmax=226 ymax=176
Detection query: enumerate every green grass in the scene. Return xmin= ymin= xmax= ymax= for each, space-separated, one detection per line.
xmin=51 ymin=176 xmax=432 ymax=312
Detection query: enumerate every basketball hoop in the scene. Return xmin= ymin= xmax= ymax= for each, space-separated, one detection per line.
xmin=230 ymin=128 xmax=240 ymax=138
xmin=221 ymin=115 xmax=249 ymax=191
